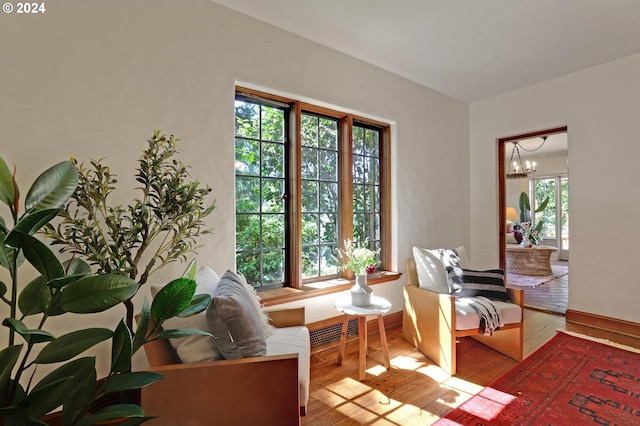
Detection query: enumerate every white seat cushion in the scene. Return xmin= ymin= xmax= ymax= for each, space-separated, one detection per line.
xmin=266 ymin=326 xmax=311 ymax=408
xmin=454 ymin=299 xmax=522 ymax=331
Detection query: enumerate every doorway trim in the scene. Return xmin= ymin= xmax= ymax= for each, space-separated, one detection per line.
xmin=497 ymin=126 xmax=568 ymax=269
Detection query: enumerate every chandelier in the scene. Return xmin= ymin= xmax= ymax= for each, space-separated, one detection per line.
xmin=506 ymin=137 xmax=547 ymax=179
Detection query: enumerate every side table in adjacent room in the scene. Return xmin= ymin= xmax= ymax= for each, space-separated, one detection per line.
xmin=334 ymin=295 xmax=392 ymax=381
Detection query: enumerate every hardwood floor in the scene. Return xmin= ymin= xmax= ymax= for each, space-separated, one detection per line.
xmin=302 ymin=309 xmax=565 ymax=425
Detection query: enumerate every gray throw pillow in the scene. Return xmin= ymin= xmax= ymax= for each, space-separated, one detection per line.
xmin=206 ymin=270 xmax=267 ymax=359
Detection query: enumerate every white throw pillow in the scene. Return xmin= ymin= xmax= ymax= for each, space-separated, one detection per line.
xmin=412 ymin=246 xmax=450 ymax=294
xmin=150 ymin=266 xmax=223 ymax=363
xmin=454 ymin=246 xmax=470 ymax=268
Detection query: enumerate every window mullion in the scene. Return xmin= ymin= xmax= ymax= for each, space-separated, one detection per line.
xmin=339 ymin=115 xmax=354 ymax=280
xmin=288 ymin=101 xmax=303 ymax=288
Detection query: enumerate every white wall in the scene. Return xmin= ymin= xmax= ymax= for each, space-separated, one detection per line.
xmin=0 ymin=0 xmax=469 ymax=375
xmin=470 ymin=53 xmax=640 ymax=323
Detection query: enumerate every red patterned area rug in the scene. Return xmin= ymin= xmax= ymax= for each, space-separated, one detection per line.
xmin=435 ymin=332 xmax=640 ymax=425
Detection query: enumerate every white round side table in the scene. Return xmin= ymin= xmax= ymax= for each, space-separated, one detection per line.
xmin=334 ymin=295 xmax=392 ymax=381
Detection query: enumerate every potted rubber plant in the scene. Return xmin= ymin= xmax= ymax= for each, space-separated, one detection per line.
xmin=0 ymin=155 xmax=211 ymax=424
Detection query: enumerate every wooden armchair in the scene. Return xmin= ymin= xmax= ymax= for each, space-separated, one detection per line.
xmin=403 ymin=259 xmax=523 ymax=376
xmin=139 ymin=307 xmax=307 ymax=426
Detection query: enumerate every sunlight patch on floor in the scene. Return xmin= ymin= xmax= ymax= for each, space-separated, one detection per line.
xmin=311 ymin=375 xmax=443 ymax=425
xmin=448 ymin=387 xmax=517 ymax=422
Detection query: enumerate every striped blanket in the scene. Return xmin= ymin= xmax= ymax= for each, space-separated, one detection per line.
xmin=464 ymin=296 xmax=503 ymax=336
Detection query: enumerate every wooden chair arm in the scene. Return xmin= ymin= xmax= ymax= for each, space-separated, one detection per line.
xmin=266 ymin=306 xmax=305 ymax=328
xmin=141 ymin=354 xmax=300 ymax=425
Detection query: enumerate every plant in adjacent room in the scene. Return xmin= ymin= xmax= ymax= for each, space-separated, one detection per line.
xmin=44 ymin=130 xmax=216 ymax=330
xmin=515 ymin=191 xmax=549 ymax=244
xmin=0 ymin=156 xmax=211 ymax=424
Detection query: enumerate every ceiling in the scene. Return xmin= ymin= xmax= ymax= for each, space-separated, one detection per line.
xmin=210 ymin=0 xmax=640 ymax=103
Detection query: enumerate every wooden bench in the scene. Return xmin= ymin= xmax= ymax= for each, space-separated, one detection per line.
xmin=139 ymin=307 xmax=308 ymax=425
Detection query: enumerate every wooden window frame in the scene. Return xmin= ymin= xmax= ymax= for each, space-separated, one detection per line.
xmin=236 ymin=86 xmax=393 ymax=290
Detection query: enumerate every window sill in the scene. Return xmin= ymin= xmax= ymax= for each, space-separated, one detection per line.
xmin=259 ymin=271 xmax=402 ymax=307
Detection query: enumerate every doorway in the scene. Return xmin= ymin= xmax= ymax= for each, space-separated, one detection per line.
xmin=498 ymin=127 xmax=569 ymax=314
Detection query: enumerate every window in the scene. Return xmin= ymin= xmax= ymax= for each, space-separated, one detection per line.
xmin=301 ymin=113 xmax=340 ymax=279
xmin=235 ymin=88 xmax=391 ymax=289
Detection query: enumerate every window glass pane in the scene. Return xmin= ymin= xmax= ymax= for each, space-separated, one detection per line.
xmin=320 ymin=244 xmax=339 ymax=275
xmin=301 ymin=147 xmax=318 ymax=179
xmin=261 ymin=106 xmax=284 ymax=142
xmin=319 ymin=150 xmax=338 ymax=181
xmin=365 ymin=129 xmax=379 ymax=156
xmin=235 ymin=101 xmax=259 ymax=139
xmin=236 ymin=251 xmax=260 ymax=286
xmin=367 ymin=157 xmax=380 ymax=184
xmin=261 ymin=142 xmax=284 ymax=178
xmin=302 ymin=180 xmax=318 ymax=212
xmin=319 ymin=213 xmax=337 ymax=243
xmin=261 ymin=178 xmax=284 ymax=214
xmin=236 ymin=214 xmax=259 ymax=251
xmin=353 ymin=127 xmax=365 ymax=155
xmin=262 ymin=214 xmax=285 ymax=249
xmin=301 ymin=115 xmax=318 ymax=147
xmin=262 ymin=250 xmax=284 ymax=284
xmin=236 ymin=177 xmax=260 ymax=213
xmin=302 ymin=246 xmax=319 ymax=278
xmin=302 ymin=214 xmax=319 ymax=244
xmin=235 ymin=139 xmax=259 ymax=176
xmin=353 ymin=184 xmax=365 ymax=213
xmin=319 ymin=182 xmax=338 ymax=212
xmin=353 ymin=155 xmax=365 ymax=184
xmin=319 ymin=118 xmax=338 ymax=150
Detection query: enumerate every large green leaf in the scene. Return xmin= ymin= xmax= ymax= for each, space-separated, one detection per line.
xmin=18 ymin=275 xmax=50 ymax=316
xmin=535 ymin=196 xmax=550 ymax=213
xmin=2 ymin=318 xmax=55 ymax=344
xmin=77 ymin=404 xmax=145 ymax=426
xmin=111 ymin=319 xmax=132 ymax=373
xmin=29 ymin=357 xmax=96 ymax=424
xmin=23 ymin=377 xmax=73 ymax=421
xmin=60 ymin=274 xmax=139 ymax=313
xmin=0 ymin=344 xmax=23 ymax=393
xmin=0 ymin=226 xmax=13 ymax=271
xmin=0 ymin=155 xmax=15 ymax=208
xmin=12 ymin=232 xmax=64 ymax=281
xmin=132 ymin=299 xmax=151 ymax=353
xmin=5 ymin=209 xmax=60 ymax=245
xmin=103 ymin=371 xmax=164 ymax=393
xmin=34 ymin=328 xmax=113 ymax=364
xmin=24 ymin=160 xmax=78 ymax=213
xmin=63 ymin=257 xmax=92 ymax=277
xmin=155 ymin=328 xmax=212 ymax=340
xmin=0 ymin=279 xmax=6 ymax=298
xmin=47 ymin=273 xmax=86 ymax=290
xmin=182 ymin=259 xmax=197 ymax=280
xmin=150 ymin=278 xmax=196 ymax=323
xmin=176 ymin=293 xmax=211 ymax=318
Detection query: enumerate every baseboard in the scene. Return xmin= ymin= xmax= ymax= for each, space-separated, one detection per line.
xmin=566 ymin=309 xmax=640 ymax=339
